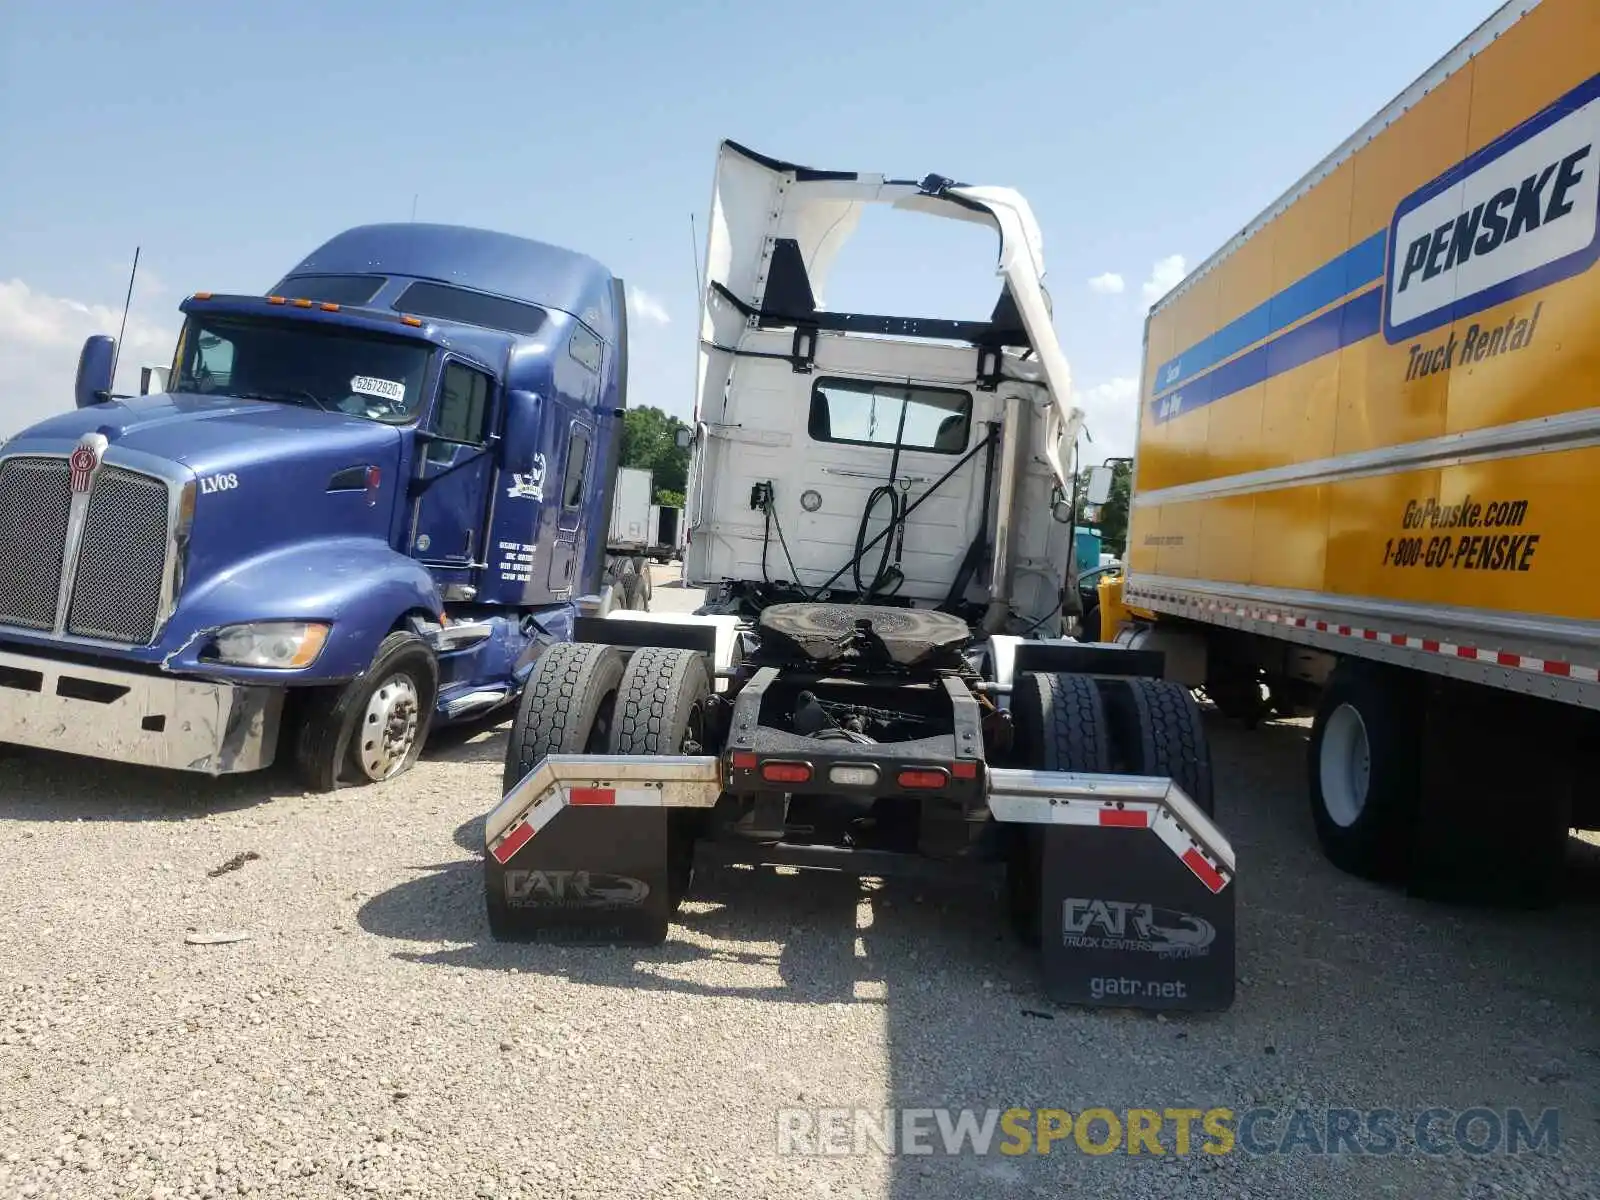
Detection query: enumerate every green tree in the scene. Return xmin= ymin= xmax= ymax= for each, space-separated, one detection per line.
xmin=1075 ymin=460 xmax=1133 ymax=556
xmin=620 ymin=405 xmax=690 ymax=502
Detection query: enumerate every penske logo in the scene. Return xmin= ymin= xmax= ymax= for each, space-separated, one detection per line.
xmin=1384 ymin=72 xmax=1600 ymax=342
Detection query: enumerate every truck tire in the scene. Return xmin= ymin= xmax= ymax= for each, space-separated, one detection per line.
xmin=501 ymin=643 xmax=627 ymax=795
xmin=622 ymin=571 xmax=650 ymax=611
xmin=1409 ymin=682 xmax=1571 ymax=908
xmin=608 ymin=647 xmax=713 ymax=912
xmin=293 ymin=631 xmax=439 ymax=793
xmin=1306 ymin=662 xmax=1421 ymax=882
xmin=1100 ymin=677 xmax=1215 ymax=818
xmin=1006 ymin=672 xmax=1111 ymax=945
xmin=1011 ymin=671 xmax=1111 ymax=774
xmin=1080 ymin=603 xmax=1101 ymax=643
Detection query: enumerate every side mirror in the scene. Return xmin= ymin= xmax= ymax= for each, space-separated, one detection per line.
xmin=75 ymin=335 xmax=117 ymax=409
xmin=139 ymin=365 xmax=170 ymax=396
xmin=1085 ymin=464 xmax=1114 ymax=506
xmin=674 ymin=425 xmax=692 ymax=451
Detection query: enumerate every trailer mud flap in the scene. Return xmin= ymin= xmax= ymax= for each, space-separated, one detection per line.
xmin=482 ymin=754 xmax=723 ymax=944
xmin=989 ymin=770 xmax=1236 ymax=1012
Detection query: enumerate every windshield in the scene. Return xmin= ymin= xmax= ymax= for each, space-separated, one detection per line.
xmin=170 ymin=314 xmax=433 ymax=423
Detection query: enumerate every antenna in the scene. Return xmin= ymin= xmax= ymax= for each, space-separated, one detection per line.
xmin=110 ymin=246 xmax=140 ymax=394
xmin=689 ymin=212 xmax=703 ymax=300
xmin=410 ymin=194 xmax=419 ymax=222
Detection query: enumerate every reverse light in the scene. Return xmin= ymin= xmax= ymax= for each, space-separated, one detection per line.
xmin=760 ymin=761 xmax=812 ymax=785
xmin=209 ymin=621 xmax=330 ymax=669
xmin=897 ymin=768 xmax=948 ymax=790
xmin=827 ymin=764 xmax=879 ymax=787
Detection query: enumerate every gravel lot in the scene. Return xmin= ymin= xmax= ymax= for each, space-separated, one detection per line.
xmin=2 ymin=562 xmax=1596 ymax=1199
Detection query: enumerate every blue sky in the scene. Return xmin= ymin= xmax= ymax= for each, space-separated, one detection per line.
xmin=0 ymin=0 xmax=1506 ymax=449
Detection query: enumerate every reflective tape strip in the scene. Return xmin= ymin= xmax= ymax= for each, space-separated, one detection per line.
xmin=1181 ymin=848 xmax=1227 ymax=894
xmin=487 ymin=790 xmax=564 ymax=864
xmin=487 ymin=782 xmax=663 ymax=863
xmin=1128 ymin=588 xmax=1600 ymax=684
xmin=986 ymin=793 xmax=1232 ymax=893
xmin=1099 ymin=809 xmax=1150 ymax=829
xmin=488 ymin=819 xmax=535 ymax=865
xmin=1148 ymin=801 xmax=1233 ymax=893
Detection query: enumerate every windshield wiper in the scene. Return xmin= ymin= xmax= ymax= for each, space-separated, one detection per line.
xmin=236 ymin=388 xmax=335 ymax=413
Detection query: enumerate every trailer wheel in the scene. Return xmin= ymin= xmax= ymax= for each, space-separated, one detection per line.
xmin=608 ymin=647 xmax=712 ymax=911
xmin=621 ymin=571 xmax=650 ymax=611
xmin=1006 ymin=672 xmax=1111 ymax=945
xmin=1100 ymin=677 xmax=1215 ymax=818
xmin=293 ymin=631 xmax=439 ymax=793
xmin=1306 ymin=663 xmax=1421 ymax=882
xmin=501 ymin=643 xmax=627 ymax=795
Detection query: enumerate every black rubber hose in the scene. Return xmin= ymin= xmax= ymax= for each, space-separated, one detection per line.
xmin=853 ymin=483 xmax=903 ymax=596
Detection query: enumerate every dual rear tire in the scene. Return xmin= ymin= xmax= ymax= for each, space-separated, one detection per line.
xmin=495 ymin=643 xmax=711 ymax=935
xmin=1005 ymin=671 xmax=1214 ymax=943
xmin=1308 ymin=660 xmax=1573 ymax=908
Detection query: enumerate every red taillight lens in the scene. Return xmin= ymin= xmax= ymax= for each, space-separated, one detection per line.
xmin=761 ymin=761 xmax=812 ymax=784
xmin=731 ymin=751 xmax=757 ymax=770
xmin=950 ymin=760 xmax=978 ymax=779
xmin=897 ymin=769 xmax=948 ymax=790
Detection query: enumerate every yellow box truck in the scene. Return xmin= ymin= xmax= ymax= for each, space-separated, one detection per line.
xmin=1107 ymin=0 xmax=1599 ymax=904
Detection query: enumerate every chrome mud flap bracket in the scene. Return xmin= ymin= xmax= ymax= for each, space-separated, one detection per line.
xmin=988 ymin=769 xmax=1237 ymax=1013
xmin=482 ymin=755 xmax=723 ymax=944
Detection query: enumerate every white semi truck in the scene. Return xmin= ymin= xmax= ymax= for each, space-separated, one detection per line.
xmin=475 ymin=140 xmax=1238 ymax=1013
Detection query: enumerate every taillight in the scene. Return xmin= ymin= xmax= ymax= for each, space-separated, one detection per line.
xmin=761 ymin=761 xmax=812 ymax=784
xmin=897 ymin=769 xmax=948 ymax=790
xmin=731 ymin=751 xmax=757 ymax=770
xmin=950 ymin=760 xmax=978 ymax=780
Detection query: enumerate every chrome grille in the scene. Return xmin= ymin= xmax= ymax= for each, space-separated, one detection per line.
xmin=0 ymin=457 xmax=72 ymax=630
xmin=67 ymin=467 xmax=172 ymax=643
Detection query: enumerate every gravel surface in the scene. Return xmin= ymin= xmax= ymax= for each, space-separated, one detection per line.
xmin=1 ymin=566 xmax=1596 ymax=1199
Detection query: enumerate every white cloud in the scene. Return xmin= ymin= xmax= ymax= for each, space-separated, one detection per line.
xmin=626 ymin=285 xmax=671 ymax=326
xmin=0 ymin=279 xmax=177 ymax=439
xmin=1142 ymin=254 xmax=1187 ymax=305
xmin=1075 ymin=376 xmax=1141 ymax=461
xmin=1087 ymin=272 xmax=1125 ymax=296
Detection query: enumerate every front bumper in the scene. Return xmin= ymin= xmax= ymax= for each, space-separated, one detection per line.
xmin=0 ymin=648 xmax=282 ymax=775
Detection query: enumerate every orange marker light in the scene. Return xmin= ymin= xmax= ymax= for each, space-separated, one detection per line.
xmin=400 ymin=315 xmax=422 ymax=327
xmin=267 ymin=295 xmax=285 ymax=305
xmin=292 ymin=298 xmax=312 ymax=308
xmin=192 ymin=291 xmax=212 ymax=301
xmin=320 ymin=302 xmax=339 ymax=312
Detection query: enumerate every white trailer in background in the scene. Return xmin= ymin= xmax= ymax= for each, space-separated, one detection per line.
xmin=604 ymin=465 xmax=655 ymax=610
xmin=649 ymin=504 xmax=686 ymax=562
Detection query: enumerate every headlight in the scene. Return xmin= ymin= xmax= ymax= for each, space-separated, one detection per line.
xmin=208 ymin=621 xmax=330 ymax=668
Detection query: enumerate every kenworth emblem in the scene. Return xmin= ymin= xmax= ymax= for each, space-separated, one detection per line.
xmin=68 ymin=433 xmax=108 ymax=494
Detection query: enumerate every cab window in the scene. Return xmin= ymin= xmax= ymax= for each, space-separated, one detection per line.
xmin=808 ymin=378 xmax=972 ymax=454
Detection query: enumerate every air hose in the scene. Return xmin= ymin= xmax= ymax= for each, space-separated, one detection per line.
xmin=853 ymin=397 xmax=910 ymax=598
xmin=853 ymin=483 xmax=904 ymax=596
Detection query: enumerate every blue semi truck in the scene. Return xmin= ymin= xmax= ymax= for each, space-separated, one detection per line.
xmin=0 ymin=223 xmax=632 ymax=790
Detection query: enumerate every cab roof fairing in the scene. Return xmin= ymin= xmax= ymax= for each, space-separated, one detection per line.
xmin=695 ymin=140 xmax=1083 ymax=489
xmin=280 ymin=222 xmax=623 ymax=347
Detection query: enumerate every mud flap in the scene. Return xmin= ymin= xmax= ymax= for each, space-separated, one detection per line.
xmin=482 ymin=754 xmax=723 ymax=944
xmin=989 ymin=769 xmax=1236 ymax=1012
xmin=486 ymin=805 xmax=673 ymax=943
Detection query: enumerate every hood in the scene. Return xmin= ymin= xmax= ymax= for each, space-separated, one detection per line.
xmin=695 ymin=140 xmax=1082 ymax=488
xmin=6 ymin=392 xmax=407 ymax=600
xmin=13 ymin=391 xmax=400 ymax=477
